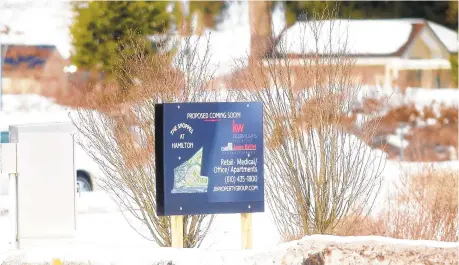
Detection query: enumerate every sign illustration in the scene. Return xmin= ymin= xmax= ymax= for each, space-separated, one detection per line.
xmin=155 ymin=102 xmax=264 ymax=216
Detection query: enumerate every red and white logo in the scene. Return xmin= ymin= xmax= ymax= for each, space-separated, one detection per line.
xmin=221 ymin=142 xmax=256 ymax=152
xmin=232 ymin=120 xmax=245 ymax=133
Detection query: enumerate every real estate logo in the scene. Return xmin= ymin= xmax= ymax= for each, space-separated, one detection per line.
xmin=221 ymin=142 xmax=257 ymax=152
xmin=232 ymin=120 xmax=257 ymax=143
xmin=232 ymin=120 xmax=245 ymax=133
xmin=221 ymin=120 xmax=258 ymax=153
xmin=221 ymin=142 xmax=233 ymax=152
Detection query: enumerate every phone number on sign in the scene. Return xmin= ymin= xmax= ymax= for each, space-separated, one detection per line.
xmin=225 ymin=175 xmax=258 ymax=184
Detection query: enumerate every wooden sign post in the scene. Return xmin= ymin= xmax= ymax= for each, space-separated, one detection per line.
xmin=171 ymin=215 xmax=184 ymax=248
xmin=241 ymin=212 xmax=253 ymax=249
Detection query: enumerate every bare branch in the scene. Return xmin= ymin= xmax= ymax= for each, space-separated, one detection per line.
xmin=68 ymin=29 xmax=225 ymax=247
xmin=233 ymin=4 xmax=386 ymax=239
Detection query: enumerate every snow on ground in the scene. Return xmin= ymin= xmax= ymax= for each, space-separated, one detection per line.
xmin=1 ymin=189 xmax=458 ymax=265
xmin=74 ymin=191 xmax=281 ymax=251
xmin=0 ymin=191 xmax=282 ymax=265
xmin=361 ymin=86 xmax=459 ymax=109
xmin=386 ymin=134 xmax=409 ymax=149
xmin=0 ymin=94 xmax=66 ymax=114
xmin=2 ymin=158 xmax=452 ymax=254
xmin=397 ymin=159 xmax=459 ymax=175
xmin=356 ymin=86 xmax=459 ymax=122
xmin=404 ymin=87 xmax=459 ymax=116
xmin=0 ymin=94 xmax=71 ymax=129
xmin=1 ymin=217 xmax=457 ymax=265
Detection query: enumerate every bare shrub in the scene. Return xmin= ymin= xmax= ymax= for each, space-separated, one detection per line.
xmin=233 ymin=5 xmax=386 ymax=239
xmin=405 ymin=123 xmax=458 ymax=162
xmin=69 ymin=30 xmax=228 ymax=247
xmin=381 ymin=166 xmax=458 ymax=242
xmin=361 ymin=98 xmax=385 ymax=114
xmin=332 ymin=213 xmax=386 ymax=237
xmin=336 ymin=166 xmax=459 ymax=242
xmin=438 ymin=105 xmax=458 ymax=125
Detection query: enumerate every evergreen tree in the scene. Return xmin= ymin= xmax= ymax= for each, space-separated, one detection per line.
xmin=278 ymin=1 xmax=457 ymax=29
xmin=70 ymin=1 xmax=171 ymax=75
xmin=450 ymin=55 xmax=458 ymax=88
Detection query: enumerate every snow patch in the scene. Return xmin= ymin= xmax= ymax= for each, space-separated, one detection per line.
xmin=1 ymin=232 xmax=457 ymax=265
xmin=405 ymin=87 xmax=459 ymax=109
xmin=386 ymin=134 xmax=409 ymax=149
xmin=296 ymin=234 xmax=459 ymax=248
xmin=356 ymin=86 xmax=459 ymax=118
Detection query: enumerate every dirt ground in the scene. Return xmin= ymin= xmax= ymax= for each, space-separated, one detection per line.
xmin=276 ymin=238 xmax=459 ymax=265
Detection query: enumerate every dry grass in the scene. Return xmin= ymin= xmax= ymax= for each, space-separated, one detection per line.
xmin=406 ymin=124 xmax=458 ymax=161
xmin=438 ymin=105 xmax=458 ymax=125
xmin=386 ymin=167 xmax=458 ymax=242
xmin=334 ymin=166 xmax=459 ymax=242
xmin=365 ymin=104 xmax=421 ymax=136
xmin=362 ymin=100 xmax=458 ymax=162
xmin=361 ymin=98 xmax=385 ymax=114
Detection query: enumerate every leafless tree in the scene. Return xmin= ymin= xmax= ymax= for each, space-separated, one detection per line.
xmin=69 ymin=30 xmax=229 ymax=247
xmin=233 ymin=4 xmax=386 ymax=239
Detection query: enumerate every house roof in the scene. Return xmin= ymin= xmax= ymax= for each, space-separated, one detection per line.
xmin=1 ymin=44 xmax=59 ymax=72
xmin=427 ymin=20 xmax=458 ymax=53
xmin=273 ymin=19 xmax=458 ymax=58
xmin=177 ymin=18 xmax=457 ymax=81
xmin=1 ymin=30 xmax=71 ymax=59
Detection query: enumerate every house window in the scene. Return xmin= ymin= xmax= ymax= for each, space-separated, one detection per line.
xmin=435 ymin=74 xmax=441 ymax=88
xmin=416 ymin=70 xmax=422 ymax=85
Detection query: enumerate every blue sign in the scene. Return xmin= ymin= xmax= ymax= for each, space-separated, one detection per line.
xmin=155 ymin=102 xmax=264 ymax=216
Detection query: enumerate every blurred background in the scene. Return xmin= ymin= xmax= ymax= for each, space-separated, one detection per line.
xmin=0 ymin=0 xmax=458 ymax=163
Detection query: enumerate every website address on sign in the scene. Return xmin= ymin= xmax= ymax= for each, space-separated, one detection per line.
xmin=213 ymin=185 xmax=259 ymax=192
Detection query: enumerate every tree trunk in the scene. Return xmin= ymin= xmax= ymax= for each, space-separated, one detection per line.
xmin=176 ymin=1 xmax=191 ymax=36
xmin=249 ymin=1 xmax=273 ymax=62
xmin=193 ymin=9 xmax=205 ymax=35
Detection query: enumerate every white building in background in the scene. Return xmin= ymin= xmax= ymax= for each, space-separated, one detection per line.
xmin=219 ymin=19 xmax=458 ymax=91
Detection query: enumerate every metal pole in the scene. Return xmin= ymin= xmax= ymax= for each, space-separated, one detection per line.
xmin=0 ymin=44 xmax=7 ymax=111
xmin=9 ymin=173 xmax=18 ymax=249
xmin=0 ymin=44 xmax=3 ymax=111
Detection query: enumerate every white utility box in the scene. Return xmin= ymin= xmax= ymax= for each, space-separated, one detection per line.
xmin=0 ymin=142 xmax=18 ymax=249
xmin=1 ymin=143 xmax=17 ymax=174
xmin=8 ymin=122 xmax=77 ymax=248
